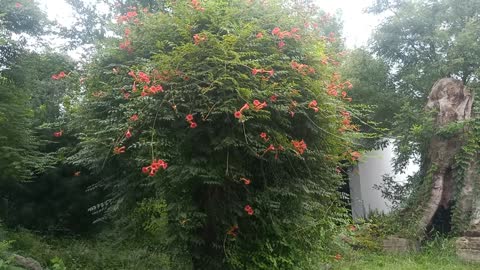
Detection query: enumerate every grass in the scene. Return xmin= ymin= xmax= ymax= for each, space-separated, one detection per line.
xmin=2 ymin=224 xmax=480 ymax=270
xmin=333 ymin=238 xmax=480 ymax=270
xmin=1 ymin=227 xmax=176 ymax=270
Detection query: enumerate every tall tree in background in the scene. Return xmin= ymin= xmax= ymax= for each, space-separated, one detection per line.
xmin=368 ymin=0 xmax=480 ymax=172
xmin=370 ymin=0 xmax=480 ymax=104
xmin=341 ymin=48 xmax=399 ymax=146
xmin=0 ymin=0 xmax=49 ymax=181
xmin=0 ymin=0 xmax=100 ymax=233
xmin=368 ymin=0 xmax=480 ymax=237
xmin=59 ymin=0 xmax=170 ymax=49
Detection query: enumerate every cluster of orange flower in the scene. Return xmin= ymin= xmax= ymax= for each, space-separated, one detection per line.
xmin=193 ymin=33 xmax=207 ymax=45
xmin=51 ymin=71 xmax=66 ymax=80
xmin=339 ymin=111 xmax=359 ymax=133
xmin=290 ymin=61 xmax=315 ymax=76
xmin=271 ymin=26 xmax=301 ymax=48
xmin=142 ymin=159 xmax=168 ymax=177
xmin=292 ymin=140 xmax=307 ymax=155
xmin=185 ymin=114 xmax=198 ymax=129
xmin=116 ymin=7 xmax=139 ymax=24
xmin=191 ymin=0 xmax=205 ymax=11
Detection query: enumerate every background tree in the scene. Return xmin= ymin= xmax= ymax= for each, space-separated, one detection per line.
xmin=367 ymin=0 xmax=480 ymax=176
xmin=0 ymin=0 xmax=100 ymax=234
xmin=340 ymin=48 xmax=400 ymax=148
xmin=370 ymin=0 xmax=480 ymax=104
xmin=368 ymin=0 xmax=480 ymax=237
xmin=0 ymin=0 xmax=50 ymax=181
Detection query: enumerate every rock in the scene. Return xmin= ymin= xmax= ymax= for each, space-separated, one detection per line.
xmin=456 ymin=236 xmax=480 ymax=249
xmin=456 ymin=237 xmax=480 ymax=262
xmin=12 ymin=254 xmax=43 ymax=270
xmin=383 ymin=236 xmax=419 ymax=253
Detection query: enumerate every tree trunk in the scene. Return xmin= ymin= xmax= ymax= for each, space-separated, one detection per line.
xmin=415 ymin=78 xmax=473 ymax=236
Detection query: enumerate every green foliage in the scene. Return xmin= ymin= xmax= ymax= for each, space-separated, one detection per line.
xmin=0 ymin=0 xmax=56 ymax=181
xmin=336 ymin=213 xmax=405 ymax=252
xmin=45 ymin=238 xmax=174 ymax=270
xmin=0 ymin=240 xmax=23 ymax=270
xmin=371 ymin=0 xmax=480 ymax=103
xmin=374 ymin=174 xmax=413 ymax=209
xmin=391 ymin=102 xmax=434 ymax=174
xmin=69 ymin=0 xmax=355 ymax=268
xmin=49 ymin=257 xmax=66 ymax=270
xmin=341 ymin=49 xmax=400 ymax=130
xmin=0 ymin=225 xmax=173 ymax=270
xmin=0 ymin=0 xmax=46 ymax=35
xmin=338 ymin=224 xmax=381 ymax=252
xmin=0 ymin=0 xmax=358 ymax=267
xmin=435 ymin=121 xmax=467 ymax=139
xmin=0 ymin=0 xmax=48 ymax=66
xmin=374 ymin=101 xmax=440 ymax=238
xmin=450 ymin=90 xmax=480 ymax=234
xmin=61 ymin=0 xmax=171 ymax=48
xmin=1 ymin=165 xmax=101 ymax=234
xmin=0 ymin=0 xmax=100 ymax=234
xmin=130 ymin=199 xmax=169 ymax=237
xmin=0 ymin=76 xmax=41 ymax=181
xmin=5 ymin=52 xmax=77 ymax=125
xmin=383 ymin=166 xmax=437 ymax=239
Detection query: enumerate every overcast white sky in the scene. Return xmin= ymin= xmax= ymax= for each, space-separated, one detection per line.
xmin=37 ymin=0 xmax=379 ymax=48
xmin=316 ymin=0 xmax=379 ymax=48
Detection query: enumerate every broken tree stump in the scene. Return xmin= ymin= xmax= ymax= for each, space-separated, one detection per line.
xmin=397 ymin=78 xmax=480 ymax=261
xmin=414 ymin=78 xmax=474 ymax=236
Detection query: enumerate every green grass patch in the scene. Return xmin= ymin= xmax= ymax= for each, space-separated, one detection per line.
xmin=333 ymin=238 xmax=480 ymax=270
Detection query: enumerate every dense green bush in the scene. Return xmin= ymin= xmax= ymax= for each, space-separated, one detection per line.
xmin=68 ymin=0 xmax=356 ymax=268
xmin=0 ymin=225 xmax=171 ymax=270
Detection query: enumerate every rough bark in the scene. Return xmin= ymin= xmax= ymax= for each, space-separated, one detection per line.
xmin=415 ymin=78 xmax=473 ymax=236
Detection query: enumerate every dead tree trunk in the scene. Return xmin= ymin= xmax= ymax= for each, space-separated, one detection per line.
xmin=415 ymin=78 xmax=474 ymax=236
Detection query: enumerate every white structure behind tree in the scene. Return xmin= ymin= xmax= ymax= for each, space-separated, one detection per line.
xmin=349 ymin=141 xmax=418 ymax=220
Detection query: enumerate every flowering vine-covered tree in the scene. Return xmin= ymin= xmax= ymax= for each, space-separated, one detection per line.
xmin=69 ymin=0 xmax=358 ymax=268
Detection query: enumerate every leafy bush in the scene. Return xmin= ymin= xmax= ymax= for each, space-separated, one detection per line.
xmin=0 ymin=224 xmax=171 ymax=270
xmin=69 ymin=0 xmax=357 ymax=268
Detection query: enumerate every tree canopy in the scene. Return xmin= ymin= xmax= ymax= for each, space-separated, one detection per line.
xmin=371 ymin=0 xmax=480 ymax=102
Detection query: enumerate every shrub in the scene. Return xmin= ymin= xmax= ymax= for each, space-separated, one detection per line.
xmin=70 ymin=0 xmax=356 ymax=268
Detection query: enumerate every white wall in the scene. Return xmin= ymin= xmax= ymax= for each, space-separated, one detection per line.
xmin=349 ymin=142 xmax=418 ymax=220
